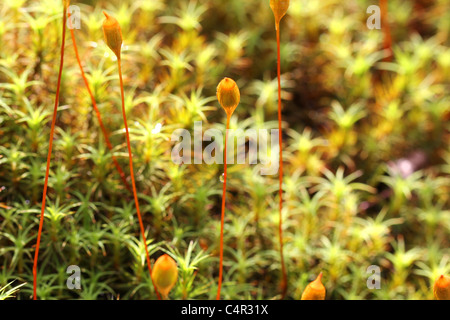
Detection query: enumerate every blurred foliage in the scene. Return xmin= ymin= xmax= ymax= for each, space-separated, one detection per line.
xmin=0 ymin=0 xmax=449 ymax=299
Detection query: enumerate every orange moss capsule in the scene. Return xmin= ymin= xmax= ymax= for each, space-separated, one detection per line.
xmin=301 ymin=272 xmax=326 ymax=300
xmin=102 ymin=11 xmax=123 ymax=59
xmin=216 ymin=77 xmax=240 ymax=117
xmin=434 ymin=275 xmax=450 ymax=300
xmin=269 ymin=0 xmax=290 ymax=29
xmin=152 ymin=254 xmax=178 ymax=299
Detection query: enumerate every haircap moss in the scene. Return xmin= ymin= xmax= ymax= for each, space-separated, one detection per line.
xmin=102 ymin=11 xmax=123 ymax=59
xmin=270 ymin=0 xmax=290 ymax=29
xmin=301 ymin=272 xmax=326 ymax=300
xmin=216 ymin=77 xmax=240 ymax=117
xmin=152 ymin=254 xmax=179 ymax=299
xmin=434 ymin=275 xmax=450 ymax=300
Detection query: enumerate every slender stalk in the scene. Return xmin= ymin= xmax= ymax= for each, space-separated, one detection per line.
xmin=68 ymin=19 xmax=131 ymax=192
xmin=276 ymin=24 xmax=287 ymax=299
xmin=117 ymin=59 xmax=161 ymax=300
xmin=33 ymin=2 xmax=68 ymax=300
xmin=216 ymin=115 xmax=230 ymax=300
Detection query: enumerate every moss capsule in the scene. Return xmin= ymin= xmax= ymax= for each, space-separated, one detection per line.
xmin=434 ymin=275 xmax=450 ymax=300
xmin=152 ymin=254 xmax=178 ymax=299
xmin=301 ymin=272 xmax=326 ymax=300
xmin=270 ymin=0 xmax=290 ymax=29
xmin=217 ymin=77 xmax=240 ymax=118
xmin=102 ymin=11 xmax=123 ymax=59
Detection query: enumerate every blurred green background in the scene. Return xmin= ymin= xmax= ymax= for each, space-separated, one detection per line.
xmin=0 ymin=0 xmax=449 ymax=299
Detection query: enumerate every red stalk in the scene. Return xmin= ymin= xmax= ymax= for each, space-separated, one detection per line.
xmin=216 ymin=115 xmax=230 ymax=300
xmin=33 ymin=2 xmax=68 ymax=300
xmin=117 ymin=59 xmax=161 ymax=300
xmin=68 ymin=18 xmax=131 ymax=192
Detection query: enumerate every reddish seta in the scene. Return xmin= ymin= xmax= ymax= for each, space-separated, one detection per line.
xmin=33 ymin=0 xmax=70 ymax=300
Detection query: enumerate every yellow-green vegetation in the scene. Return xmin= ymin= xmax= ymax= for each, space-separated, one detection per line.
xmin=0 ymin=0 xmax=449 ymax=300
